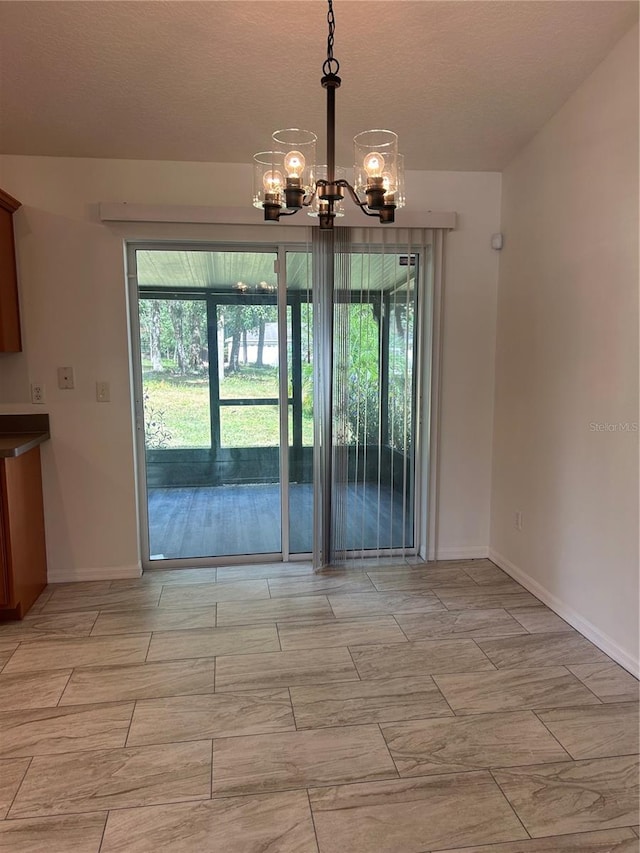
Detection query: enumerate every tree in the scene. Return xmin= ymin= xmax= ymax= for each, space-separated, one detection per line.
xmin=256 ymin=319 xmax=266 ymax=368
xmin=168 ymin=302 xmax=188 ymax=374
xmin=220 ymin=303 xmax=277 ymax=374
xmin=148 ymin=301 xmax=162 ymax=371
xmin=140 ymin=299 xmax=207 ymax=375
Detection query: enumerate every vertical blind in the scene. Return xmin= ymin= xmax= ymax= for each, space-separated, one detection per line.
xmin=312 ymin=226 xmax=437 ymax=569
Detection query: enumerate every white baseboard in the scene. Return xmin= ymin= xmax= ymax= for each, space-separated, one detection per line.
xmin=426 ymin=545 xmax=490 ymax=561
xmin=489 ymin=548 xmax=639 ymax=679
xmin=47 ymin=563 xmax=143 ymax=583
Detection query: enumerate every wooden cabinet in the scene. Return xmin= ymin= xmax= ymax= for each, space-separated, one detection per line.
xmin=0 ymin=499 xmax=9 ymax=607
xmin=0 ymin=188 xmax=22 ymax=352
xmin=0 ymin=447 xmax=48 ymax=619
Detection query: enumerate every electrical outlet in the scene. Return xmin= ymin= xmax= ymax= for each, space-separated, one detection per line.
xmin=57 ymin=366 xmax=75 ymax=390
xmin=96 ymin=381 xmax=110 ymax=403
xmin=31 ymin=383 xmax=45 ymax=404
xmin=515 ymin=511 xmax=523 ymax=531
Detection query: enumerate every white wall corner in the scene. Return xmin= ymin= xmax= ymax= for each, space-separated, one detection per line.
xmin=489 ymin=549 xmax=640 ymax=679
xmin=47 ymin=562 xmax=143 ymax=584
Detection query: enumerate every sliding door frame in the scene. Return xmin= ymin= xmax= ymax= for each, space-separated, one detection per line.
xmin=126 ymin=235 xmax=435 ymax=569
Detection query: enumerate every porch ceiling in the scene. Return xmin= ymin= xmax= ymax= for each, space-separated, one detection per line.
xmin=136 ymin=250 xmax=416 ymax=293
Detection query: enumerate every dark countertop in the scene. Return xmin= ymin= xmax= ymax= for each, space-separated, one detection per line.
xmin=0 ymin=414 xmax=50 ymax=458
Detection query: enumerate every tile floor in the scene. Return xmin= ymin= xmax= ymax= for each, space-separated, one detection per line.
xmin=0 ymin=557 xmax=638 ymax=852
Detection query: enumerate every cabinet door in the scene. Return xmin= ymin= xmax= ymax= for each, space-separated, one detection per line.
xmin=1 ymin=451 xmax=47 ymax=615
xmin=0 ymin=190 xmax=22 ymax=352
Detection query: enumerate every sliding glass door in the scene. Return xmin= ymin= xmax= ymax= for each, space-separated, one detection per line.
xmin=133 ymin=247 xmax=283 ymax=562
xmin=129 ymin=239 xmax=424 ymax=566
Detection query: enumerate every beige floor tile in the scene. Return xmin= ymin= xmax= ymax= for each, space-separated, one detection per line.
xmin=537 ymin=702 xmax=640 ymax=759
xmin=0 ymin=612 xmax=99 ymax=642
xmin=112 ymin=568 xmax=219 ymax=587
xmin=364 ymin=566 xmax=474 ymax=591
xmin=436 ymin=590 xmax=542 ymax=610
xmin=351 ymin=639 xmax=495 ymax=680
xmin=0 ymin=758 xmax=31 ymax=818
xmin=127 ymin=690 xmax=295 ymax=745
xmin=434 ymin=667 xmax=602 ymax=714
xmin=9 ymin=740 xmax=212 ymax=818
xmin=100 ymin=791 xmax=318 ymax=852
xmin=0 ymin=702 xmax=134 ymax=758
xmin=462 ymin=564 xmax=514 ymax=585
xmin=569 ymin=663 xmax=640 ymax=703
xmin=381 ymin=710 xmax=569 ymax=776
xmin=2 ymin=635 xmax=151 ymax=674
xmin=158 ymin=580 xmax=270 ymax=608
xmin=395 ymin=609 xmax=527 ymax=640
xmin=0 ymin=642 xmax=18 ymax=669
xmin=216 ymin=562 xmax=313 ymax=581
xmin=217 ymin=595 xmax=333 ymax=626
xmin=507 ymin=606 xmax=575 ymax=634
xmin=290 ymin=675 xmax=453 ymax=728
xmin=434 ymin=828 xmax=640 ymax=852
xmin=91 ymin=606 xmax=217 ymax=636
xmin=147 ymin=625 xmax=280 ymax=661
xmin=494 ymin=754 xmax=640 ymax=836
xmin=0 ymin=812 xmax=107 ymax=853
xmin=309 ymin=771 xmax=528 ymax=853
xmin=211 ymin=725 xmax=397 ymax=795
xmin=476 ymin=633 xmax=609 ymax=668
xmin=278 ymin=616 xmax=406 ymax=650
xmin=268 ymin=574 xmax=375 ymax=597
xmin=328 ymin=591 xmax=446 ymax=618
xmin=423 ymin=559 xmax=496 ymax=571
xmin=436 ymin=582 xmax=530 ymax=597
xmin=4 ymin=559 xmax=633 ymax=851
xmin=59 ymin=659 xmax=215 ymax=705
xmin=41 ymin=587 xmax=162 ymax=613
xmin=45 ymin=581 xmax=112 ymax=595
xmin=0 ymin=671 xmax=72 ymax=711
xmin=215 ymin=647 xmax=357 ymax=691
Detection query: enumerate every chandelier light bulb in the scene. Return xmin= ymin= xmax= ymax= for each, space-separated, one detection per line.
xmin=284 ymin=150 xmax=306 ymax=179
xmin=363 ymin=152 xmax=385 ymax=179
xmin=263 ymin=170 xmax=284 ymax=193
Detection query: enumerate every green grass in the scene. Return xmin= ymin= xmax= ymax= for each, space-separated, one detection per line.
xmin=143 ymin=367 xmax=313 ymax=448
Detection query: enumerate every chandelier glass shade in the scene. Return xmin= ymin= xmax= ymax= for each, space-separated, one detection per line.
xmin=251 ymin=0 xmax=404 ymax=230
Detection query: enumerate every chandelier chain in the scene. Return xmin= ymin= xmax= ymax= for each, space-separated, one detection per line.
xmin=323 ymin=0 xmax=340 ymax=77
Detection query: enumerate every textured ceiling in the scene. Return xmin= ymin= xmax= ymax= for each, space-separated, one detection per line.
xmin=0 ymin=1 xmax=637 ymax=171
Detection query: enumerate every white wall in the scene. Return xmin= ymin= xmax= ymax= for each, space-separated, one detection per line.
xmin=491 ymin=25 xmax=639 ymax=674
xmin=0 ymin=156 xmax=501 ymax=579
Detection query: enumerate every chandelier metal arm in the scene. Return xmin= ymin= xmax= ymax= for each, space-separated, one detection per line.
xmin=339 ymin=180 xmax=381 ymax=216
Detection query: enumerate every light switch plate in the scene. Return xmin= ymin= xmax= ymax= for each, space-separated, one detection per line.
xmin=96 ymin=381 xmax=110 ymax=402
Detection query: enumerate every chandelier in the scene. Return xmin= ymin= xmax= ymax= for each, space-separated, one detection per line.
xmin=252 ymin=0 xmax=404 ymax=230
